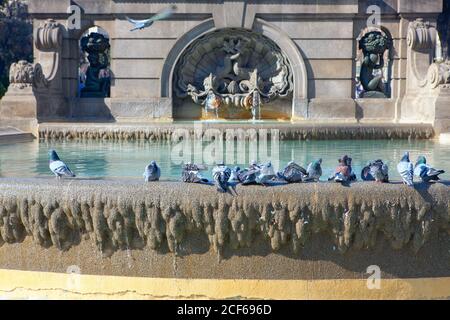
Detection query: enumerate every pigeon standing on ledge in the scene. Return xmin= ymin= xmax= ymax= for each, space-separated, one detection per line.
xmin=256 ymin=162 xmax=276 ymax=186
xmin=304 ymin=159 xmax=322 ymax=182
xmin=143 ymin=160 xmax=161 ymax=182
xmin=361 ymin=159 xmax=389 ymax=183
xmin=414 ymin=156 xmax=445 ymax=182
xmin=397 ymin=152 xmax=414 ymax=186
xmin=181 ymin=162 xmax=209 ymax=184
xmin=228 ymin=166 xmax=241 ymax=183
xmin=329 ymin=155 xmax=356 ymax=183
xmin=48 ymin=150 xmax=76 ymax=179
xmin=212 ymin=163 xmax=232 ymax=193
xmin=277 ymin=161 xmax=306 ymax=183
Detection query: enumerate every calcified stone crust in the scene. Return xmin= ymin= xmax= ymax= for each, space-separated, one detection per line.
xmin=38 ymin=123 xmax=435 ymax=141
xmin=0 ymin=179 xmax=448 ymax=259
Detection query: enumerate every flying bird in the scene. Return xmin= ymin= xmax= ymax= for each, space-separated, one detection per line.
xmin=277 ymin=161 xmax=307 ymax=183
xmin=126 ymin=5 xmax=177 ymax=31
xmin=212 ymin=163 xmax=232 ymax=193
xmin=414 ymin=156 xmax=445 ymax=182
xmin=361 ymin=159 xmax=389 ymax=183
xmin=143 ymin=160 xmax=161 ymax=182
xmin=48 ymin=150 xmax=76 ymax=179
xmin=397 ymin=152 xmax=414 ymax=186
xmin=304 ymin=159 xmax=322 ymax=182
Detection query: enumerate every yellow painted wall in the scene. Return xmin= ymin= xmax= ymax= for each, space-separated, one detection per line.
xmin=0 ymin=269 xmax=449 ymax=300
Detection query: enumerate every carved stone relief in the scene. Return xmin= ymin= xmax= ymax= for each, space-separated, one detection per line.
xmin=173 ymin=29 xmax=293 ymax=119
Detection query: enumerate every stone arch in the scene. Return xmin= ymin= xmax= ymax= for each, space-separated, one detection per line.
xmin=161 ymin=18 xmax=308 ymax=118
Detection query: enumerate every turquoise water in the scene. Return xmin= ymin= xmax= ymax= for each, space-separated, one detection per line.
xmin=0 ymin=139 xmax=449 ymax=181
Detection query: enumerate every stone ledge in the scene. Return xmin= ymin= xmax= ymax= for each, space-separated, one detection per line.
xmin=37 ymin=122 xmax=435 ymax=141
xmin=0 ymin=178 xmax=448 ymax=259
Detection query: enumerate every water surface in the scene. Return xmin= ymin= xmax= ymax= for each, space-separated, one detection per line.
xmin=0 ymin=139 xmax=448 ymax=181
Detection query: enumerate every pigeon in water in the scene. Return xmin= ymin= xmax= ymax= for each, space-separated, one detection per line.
xmin=228 ymin=166 xmax=241 ymax=182
xmin=414 ymin=156 xmax=445 ymax=182
xmin=48 ymin=150 xmax=76 ymax=179
xmin=397 ymin=152 xmax=414 ymax=186
xmin=181 ymin=163 xmax=209 ymax=183
xmin=256 ymin=162 xmax=276 ymax=186
xmin=329 ymin=155 xmax=355 ymax=183
xmin=212 ymin=163 xmax=232 ymax=193
xmin=304 ymin=159 xmax=322 ymax=182
xmin=143 ymin=160 xmax=161 ymax=182
xmin=126 ymin=5 xmax=177 ymax=31
xmin=277 ymin=161 xmax=307 ymax=183
xmin=361 ymin=159 xmax=389 ymax=183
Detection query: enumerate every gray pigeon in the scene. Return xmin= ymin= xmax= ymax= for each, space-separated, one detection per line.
xmin=228 ymin=166 xmax=241 ymax=182
xmin=277 ymin=161 xmax=307 ymax=183
xmin=329 ymin=155 xmax=356 ymax=183
xmin=397 ymin=152 xmax=414 ymax=186
xmin=126 ymin=6 xmax=176 ymax=31
xmin=182 ymin=163 xmax=208 ymax=183
xmin=249 ymin=159 xmax=262 ymax=171
xmin=361 ymin=159 xmax=389 ymax=183
xmin=256 ymin=161 xmax=276 ymax=185
xmin=414 ymin=156 xmax=445 ymax=182
xmin=238 ymin=169 xmax=258 ymax=185
xmin=48 ymin=150 xmax=76 ymax=179
xmin=212 ymin=163 xmax=232 ymax=193
xmin=143 ymin=160 xmax=161 ymax=182
xmin=304 ymin=159 xmax=322 ymax=182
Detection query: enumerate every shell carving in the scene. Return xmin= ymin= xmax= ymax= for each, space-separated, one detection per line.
xmin=174 ymin=29 xmax=293 ymax=109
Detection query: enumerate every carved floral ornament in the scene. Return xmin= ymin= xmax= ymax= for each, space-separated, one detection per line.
xmin=9 ymin=61 xmax=49 ymax=90
xmin=174 ymin=29 xmax=293 ymax=113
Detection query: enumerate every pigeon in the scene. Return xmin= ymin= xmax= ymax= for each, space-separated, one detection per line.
xmin=256 ymin=162 xmax=276 ymax=185
xmin=183 ymin=162 xmax=208 ymax=172
xmin=329 ymin=155 xmax=356 ymax=183
xmin=249 ymin=159 xmax=262 ymax=171
xmin=277 ymin=161 xmax=307 ymax=183
xmin=126 ymin=5 xmax=177 ymax=31
xmin=397 ymin=152 xmax=414 ymax=186
xmin=304 ymin=159 xmax=322 ymax=182
xmin=181 ymin=162 xmax=209 ymax=183
xmin=228 ymin=166 xmax=241 ymax=182
xmin=414 ymin=156 xmax=445 ymax=182
xmin=143 ymin=160 xmax=161 ymax=182
xmin=212 ymin=163 xmax=232 ymax=193
xmin=48 ymin=150 xmax=76 ymax=179
xmin=361 ymin=159 xmax=389 ymax=183
xmin=238 ymin=169 xmax=259 ymax=185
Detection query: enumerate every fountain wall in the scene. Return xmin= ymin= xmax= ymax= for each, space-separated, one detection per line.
xmin=0 ymin=178 xmax=449 ymax=298
xmin=0 ymin=0 xmax=449 ymax=134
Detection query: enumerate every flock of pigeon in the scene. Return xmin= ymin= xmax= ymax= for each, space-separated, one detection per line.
xmin=48 ymin=150 xmax=445 ymax=193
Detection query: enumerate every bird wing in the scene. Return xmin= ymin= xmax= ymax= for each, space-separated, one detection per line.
xmin=126 ymin=7 xmax=174 ymax=25
xmin=427 ymin=166 xmax=443 ymax=177
xmin=126 ymin=16 xmax=151 ymax=24
xmin=148 ymin=7 xmax=175 ymax=22
xmin=50 ymin=161 xmax=75 ymax=177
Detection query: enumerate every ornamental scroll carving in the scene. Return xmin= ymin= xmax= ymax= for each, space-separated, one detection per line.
xmin=173 ymin=29 xmax=293 ymax=118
